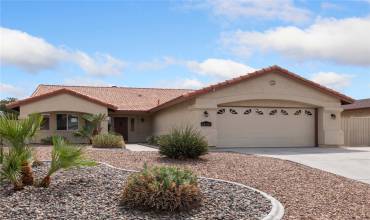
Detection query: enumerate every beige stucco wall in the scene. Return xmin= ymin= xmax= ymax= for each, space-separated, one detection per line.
xmin=342 ymin=108 xmax=370 ymax=118
xmin=219 ymin=99 xmax=315 ymax=108
xmin=152 ymin=100 xmax=198 ymax=136
xmin=19 ymin=93 xmax=109 ymax=144
xmin=109 ymin=112 xmax=152 ymax=143
xmin=153 ymin=71 xmax=345 ymax=147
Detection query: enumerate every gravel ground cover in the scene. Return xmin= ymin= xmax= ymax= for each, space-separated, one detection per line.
xmin=0 ymin=163 xmax=271 ymax=220
xmin=30 ymin=146 xmax=370 ymax=219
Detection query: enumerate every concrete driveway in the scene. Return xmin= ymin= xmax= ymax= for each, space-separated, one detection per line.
xmin=212 ymin=147 xmax=370 ymax=184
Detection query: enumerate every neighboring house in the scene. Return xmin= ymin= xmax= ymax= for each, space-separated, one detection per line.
xmin=341 ymin=99 xmax=370 ymax=146
xmin=342 ymin=99 xmax=370 ymax=118
xmin=7 ymin=65 xmax=355 ymax=147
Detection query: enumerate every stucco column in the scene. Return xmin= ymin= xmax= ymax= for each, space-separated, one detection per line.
xmin=101 ymin=119 xmax=109 ymax=134
xmin=191 ymin=105 xmax=218 ymax=146
xmin=318 ymin=107 xmax=344 ymax=146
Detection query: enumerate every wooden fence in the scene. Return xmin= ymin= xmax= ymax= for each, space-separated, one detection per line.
xmin=342 ymin=117 xmax=370 ymax=146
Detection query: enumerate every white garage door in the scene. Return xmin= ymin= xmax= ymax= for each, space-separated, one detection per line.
xmin=217 ymin=107 xmax=316 ymax=147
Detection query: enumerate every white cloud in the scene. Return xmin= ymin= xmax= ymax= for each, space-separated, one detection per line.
xmin=222 ymin=17 xmax=370 ymax=66
xmin=72 ymin=52 xmax=125 ymax=76
xmin=175 ymin=78 xmax=205 ymax=89
xmin=136 ymin=57 xmax=177 ymax=70
xmin=156 ymin=78 xmax=206 ymax=89
xmin=186 ymin=58 xmax=255 ymax=78
xmin=0 ymin=83 xmax=28 ymax=98
xmin=192 ymin=0 xmax=311 ymax=23
xmin=311 ymin=72 xmax=353 ymax=89
xmin=320 ymin=2 xmax=341 ymax=10
xmin=0 ymin=27 xmax=125 ymax=76
xmin=63 ymin=77 xmax=112 ymax=87
xmin=135 ymin=57 xmax=255 ymax=79
xmin=0 ymin=27 xmax=66 ymax=72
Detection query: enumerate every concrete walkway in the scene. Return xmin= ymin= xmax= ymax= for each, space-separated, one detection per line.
xmin=125 ymin=144 xmax=158 ymax=152
xmin=212 ymin=147 xmax=370 ymax=184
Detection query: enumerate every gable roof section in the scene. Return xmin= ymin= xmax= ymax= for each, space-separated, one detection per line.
xmin=6 ymin=88 xmax=119 ymax=110
xmin=150 ymin=65 xmax=354 ymax=112
xmin=7 ymin=85 xmax=193 ymax=111
xmin=342 ymin=98 xmax=370 ymax=110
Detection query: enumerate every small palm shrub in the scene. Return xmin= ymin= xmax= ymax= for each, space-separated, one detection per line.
xmin=158 ymin=126 xmax=208 ymax=159
xmin=74 ymin=113 xmax=107 ymax=143
xmin=39 ymin=137 xmax=96 ymax=187
xmin=0 ymin=113 xmax=43 ymax=186
xmin=0 ymin=148 xmax=29 ymax=190
xmin=121 ymin=165 xmax=201 ymax=212
xmin=92 ymin=133 xmax=125 ymax=148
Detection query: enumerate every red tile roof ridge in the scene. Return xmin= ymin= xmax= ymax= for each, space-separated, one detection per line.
xmin=150 ymin=65 xmax=354 ymax=112
xmin=37 ymin=84 xmax=194 ymax=91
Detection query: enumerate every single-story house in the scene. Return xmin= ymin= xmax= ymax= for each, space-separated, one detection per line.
xmin=342 ymin=99 xmax=370 ymax=118
xmin=7 ymin=65 xmax=355 ymax=147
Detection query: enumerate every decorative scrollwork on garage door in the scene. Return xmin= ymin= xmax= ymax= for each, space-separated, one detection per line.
xmin=269 ymin=109 xmax=277 ymax=115
xmin=229 ymin=109 xmax=238 ymax=114
xmin=281 ymin=109 xmax=288 ymax=115
xmin=255 ymin=109 xmax=264 ymax=115
xmin=244 ymin=109 xmax=252 ymax=115
xmin=294 ymin=110 xmax=302 ymax=115
xmin=217 ymin=109 xmax=225 ymax=114
xmin=305 ymin=110 xmax=313 ymax=116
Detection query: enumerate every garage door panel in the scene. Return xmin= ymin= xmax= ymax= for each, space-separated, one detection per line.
xmin=217 ymin=107 xmax=315 ymax=147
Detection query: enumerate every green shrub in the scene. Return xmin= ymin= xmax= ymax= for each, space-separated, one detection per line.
xmin=40 ymin=136 xmax=67 ymax=145
xmin=146 ymin=135 xmax=161 ymax=146
xmin=39 ymin=136 xmax=96 ymax=187
xmin=120 ymin=165 xmax=201 ymax=212
xmin=158 ymin=126 xmax=208 ymax=159
xmin=92 ymin=133 xmax=125 ymax=148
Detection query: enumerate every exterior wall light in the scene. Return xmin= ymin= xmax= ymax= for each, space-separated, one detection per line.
xmin=330 ymin=113 xmax=336 ymax=120
xmin=204 ymin=111 xmax=209 ymax=117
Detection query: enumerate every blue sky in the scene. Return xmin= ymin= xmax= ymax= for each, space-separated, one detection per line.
xmin=1 ymin=0 xmax=369 ymax=100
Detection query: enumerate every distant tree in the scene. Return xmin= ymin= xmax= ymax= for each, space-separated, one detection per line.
xmin=0 ymin=97 xmax=18 ymax=115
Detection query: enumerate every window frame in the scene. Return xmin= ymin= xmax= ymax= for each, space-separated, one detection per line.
xmin=56 ymin=113 xmax=79 ymax=131
xmin=40 ymin=114 xmax=50 ymax=131
xmin=67 ymin=114 xmax=79 ymax=130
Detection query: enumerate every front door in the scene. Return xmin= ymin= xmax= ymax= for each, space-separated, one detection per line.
xmin=114 ymin=117 xmax=128 ymax=142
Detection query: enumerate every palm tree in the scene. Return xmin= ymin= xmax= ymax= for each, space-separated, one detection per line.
xmin=39 ymin=136 xmax=96 ymax=187
xmin=74 ymin=113 xmax=106 ymax=143
xmin=0 ymin=147 xmax=32 ymax=190
xmin=0 ymin=113 xmax=43 ymax=186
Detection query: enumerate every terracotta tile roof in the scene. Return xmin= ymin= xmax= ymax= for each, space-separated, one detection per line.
xmin=150 ymin=65 xmax=354 ymax=112
xmin=342 ymin=99 xmax=370 ymax=110
xmin=7 ymin=65 xmax=354 ymax=112
xmin=8 ymin=85 xmax=193 ymax=111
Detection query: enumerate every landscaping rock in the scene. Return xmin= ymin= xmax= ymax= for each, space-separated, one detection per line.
xmin=0 ymin=163 xmax=272 ymax=220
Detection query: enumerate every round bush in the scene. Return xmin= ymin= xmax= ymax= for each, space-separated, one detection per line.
xmin=158 ymin=126 xmax=208 ymax=159
xmin=120 ymin=165 xmax=202 ymax=212
xmin=92 ymin=133 xmax=125 ymax=148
